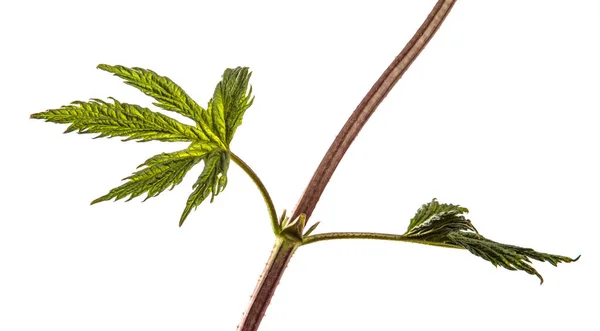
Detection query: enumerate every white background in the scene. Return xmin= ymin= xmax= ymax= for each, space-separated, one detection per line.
xmin=1 ymin=1 xmax=598 ymax=330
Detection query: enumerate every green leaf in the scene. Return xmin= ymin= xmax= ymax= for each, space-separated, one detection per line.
xmin=91 ymin=144 xmax=213 ymax=204
xmin=97 ymin=64 xmax=203 ymax=123
xmin=33 ymin=64 xmax=258 ymax=226
xmin=448 ymin=232 xmax=579 ymax=284
xmin=97 ymin=64 xmax=225 ymax=148
xmin=180 ymin=149 xmax=230 ymax=226
xmin=405 ymin=198 xmax=477 ymax=239
xmin=31 ymin=98 xmax=205 ymax=142
xmin=207 ymin=67 xmax=254 ymax=145
xmin=404 ymin=199 xmax=578 ymax=283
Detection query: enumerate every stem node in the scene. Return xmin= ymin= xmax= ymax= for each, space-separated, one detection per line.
xmin=238 ymin=1 xmax=458 ymax=330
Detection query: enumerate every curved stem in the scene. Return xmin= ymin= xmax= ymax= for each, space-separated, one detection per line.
xmin=231 ymin=152 xmax=279 ymax=235
xmin=302 ymin=231 xmax=461 ymax=249
xmin=238 ymin=2 xmax=458 ymax=331
xmin=291 ymin=0 xmax=458 ymax=222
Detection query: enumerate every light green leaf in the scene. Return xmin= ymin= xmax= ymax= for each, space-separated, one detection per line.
xmin=97 ymin=64 xmax=226 ymax=147
xmin=207 ymin=67 xmax=254 ymax=145
xmin=141 ymin=142 xmax=218 ymax=166
xmin=91 ymin=145 xmax=211 ymax=204
xmin=180 ymin=149 xmax=230 ymax=226
xmin=31 ymin=98 xmax=204 ymax=142
xmin=97 ymin=64 xmax=203 ymax=123
xmin=33 ymin=64 xmax=258 ymax=226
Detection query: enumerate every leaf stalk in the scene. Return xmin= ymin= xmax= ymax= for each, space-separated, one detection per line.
xmin=231 ymin=152 xmax=279 ymax=235
xmin=302 ymin=231 xmax=461 ymax=249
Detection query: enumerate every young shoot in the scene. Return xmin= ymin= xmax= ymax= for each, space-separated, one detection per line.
xmin=30 ymin=1 xmax=579 ymax=330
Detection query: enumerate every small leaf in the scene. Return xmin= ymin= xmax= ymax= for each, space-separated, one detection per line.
xmin=278 ymin=209 xmax=288 ymax=230
xmin=303 ymin=221 xmax=321 ymax=237
xmin=179 ymin=149 xmax=230 ymax=226
xmin=280 ymin=214 xmax=307 ymax=242
xmin=31 ymin=98 xmax=204 ymax=143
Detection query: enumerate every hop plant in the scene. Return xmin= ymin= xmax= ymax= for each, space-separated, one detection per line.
xmin=30 ymin=3 xmax=581 ymax=328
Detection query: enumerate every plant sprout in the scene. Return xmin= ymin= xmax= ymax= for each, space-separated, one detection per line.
xmin=30 ymin=1 xmax=579 ymax=330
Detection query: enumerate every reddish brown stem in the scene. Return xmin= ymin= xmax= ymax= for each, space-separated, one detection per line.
xmin=237 ymin=238 xmax=299 ymax=331
xmin=291 ymin=0 xmax=458 ymax=222
xmin=238 ymin=1 xmax=458 ymax=330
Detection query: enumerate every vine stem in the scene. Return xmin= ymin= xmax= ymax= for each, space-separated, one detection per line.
xmin=238 ymin=1 xmax=458 ymax=330
xmin=237 ymin=237 xmax=300 ymax=331
xmin=231 ymin=152 xmax=280 ymax=235
xmin=291 ymin=0 xmax=458 ymax=222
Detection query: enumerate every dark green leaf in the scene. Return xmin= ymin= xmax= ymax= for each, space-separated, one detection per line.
xmin=405 ymin=198 xmax=477 ymax=239
xmin=448 ymin=232 xmax=579 ymax=284
xmin=404 ymin=199 xmax=579 ymax=283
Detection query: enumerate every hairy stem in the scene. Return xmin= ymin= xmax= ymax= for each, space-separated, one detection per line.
xmin=291 ymin=0 xmax=458 ymax=222
xmin=237 ymin=238 xmax=299 ymax=331
xmin=231 ymin=152 xmax=279 ymax=235
xmin=238 ymin=1 xmax=458 ymax=330
xmin=302 ymin=231 xmax=461 ymax=249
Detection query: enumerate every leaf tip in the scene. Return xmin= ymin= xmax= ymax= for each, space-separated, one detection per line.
xmin=303 ymin=221 xmax=321 ymax=237
xmin=91 ymin=194 xmax=111 ymax=205
xmin=178 ymin=215 xmax=187 ymax=227
xmin=179 ymin=206 xmax=192 ymax=227
xmin=536 ymin=270 xmax=545 ymax=285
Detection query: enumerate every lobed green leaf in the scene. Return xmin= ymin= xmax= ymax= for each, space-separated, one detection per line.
xmin=91 ymin=145 xmax=210 ymax=204
xmin=179 ymin=149 xmax=230 ymax=226
xmin=207 ymin=67 xmax=254 ymax=145
xmin=31 ymin=98 xmax=205 ymax=143
xmin=33 ymin=64 xmax=257 ymax=226
xmin=97 ymin=64 xmax=204 ymax=123
xmin=98 ymin=64 xmax=230 ymax=149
